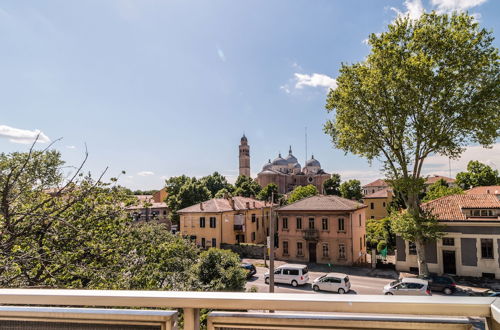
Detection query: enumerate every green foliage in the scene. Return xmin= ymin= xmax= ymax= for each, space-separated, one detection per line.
xmin=366 ymin=218 xmax=395 ymax=251
xmin=214 ymin=188 xmax=233 ymax=198
xmin=323 ymin=173 xmax=341 ymax=195
xmin=257 ymin=183 xmax=280 ymax=202
xmin=376 ymin=240 xmax=387 ymax=253
xmin=456 ymin=160 xmax=500 ymax=189
xmin=422 ymin=179 xmax=464 ymax=202
xmin=200 ymin=172 xmax=234 ymax=197
xmin=287 ymin=185 xmax=318 ymax=204
xmin=390 ymin=209 xmax=444 ymax=244
xmin=165 ymin=176 xmax=211 ymax=224
xmin=192 ymin=248 xmax=247 ymax=291
xmin=324 ymin=12 xmax=499 ymax=275
xmin=233 ymin=175 xmax=261 ymax=198
xmin=339 ymin=179 xmax=362 ymax=200
xmin=132 ymin=189 xmax=158 ymax=195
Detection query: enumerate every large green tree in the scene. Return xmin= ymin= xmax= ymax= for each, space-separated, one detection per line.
xmin=324 ymin=13 xmax=500 ymax=275
xmin=456 ymin=160 xmax=500 ymax=189
xmin=257 ymin=183 xmax=280 ymax=202
xmin=339 ymin=179 xmax=362 ymax=200
xmin=233 ymin=175 xmax=261 ymax=198
xmin=200 ymin=172 xmax=234 ymax=197
xmin=422 ymin=178 xmax=463 ymax=202
xmin=165 ymin=176 xmax=211 ymax=224
xmin=287 ymin=185 xmax=318 ymax=204
xmin=323 ymin=173 xmax=341 ymax=195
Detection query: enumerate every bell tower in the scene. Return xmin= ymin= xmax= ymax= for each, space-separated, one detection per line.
xmin=239 ymin=134 xmax=250 ymax=177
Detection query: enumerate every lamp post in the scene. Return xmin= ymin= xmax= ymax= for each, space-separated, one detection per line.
xmin=269 ymin=192 xmax=275 ymax=293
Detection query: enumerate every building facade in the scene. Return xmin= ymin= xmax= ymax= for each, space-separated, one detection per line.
xmin=256 ymin=146 xmax=330 ymax=194
xmin=396 ymin=194 xmax=500 ymax=278
xmin=362 ymin=179 xmax=388 ymax=196
xmin=178 ymin=196 xmax=272 ymax=249
xmin=239 ymin=135 xmax=250 ymax=177
xmin=275 ymin=195 xmax=367 ymax=266
xmin=126 ymin=189 xmax=170 ymax=229
xmin=363 ymin=188 xmax=393 ymax=220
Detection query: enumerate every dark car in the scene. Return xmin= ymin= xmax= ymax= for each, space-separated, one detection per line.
xmin=467 ymin=289 xmax=500 ymax=297
xmin=241 ymin=263 xmax=257 ymax=279
xmin=423 ymin=275 xmax=457 ymax=295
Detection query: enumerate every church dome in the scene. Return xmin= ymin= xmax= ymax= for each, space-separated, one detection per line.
xmin=285 ymin=146 xmax=298 ymax=165
xmin=272 ymin=153 xmax=288 ymax=166
xmin=262 ymin=159 xmax=272 ymax=171
xmin=293 ymin=162 xmax=301 ymax=169
xmin=305 ymin=155 xmax=321 ymax=168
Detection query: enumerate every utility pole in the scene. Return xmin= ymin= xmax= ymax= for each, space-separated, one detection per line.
xmin=269 ymin=191 xmax=275 ymax=293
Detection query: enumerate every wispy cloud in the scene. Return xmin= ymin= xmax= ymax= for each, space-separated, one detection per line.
xmin=391 ymin=0 xmax=424 ymax=20
xmin=66 ymin=145 xmax=76 ymax=149
xmin=0 ymin=125 xmax=50 ymax=144
xmin=430 ymin=0 xmax=487 ymax=12
xmin=137 ymin=171 xmax=155 ymax=176
xmin=294 ymin=73 xmax=337 ymax=90
xmin=217 ymin=47 xmax=226 ymax=62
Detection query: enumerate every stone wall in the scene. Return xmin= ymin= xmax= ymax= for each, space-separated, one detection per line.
xmin=221 ymin=243 xmax=266 ymax=259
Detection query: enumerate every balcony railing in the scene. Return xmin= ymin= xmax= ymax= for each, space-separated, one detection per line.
xmin=0 ymin=289 xmax=499 ymax=329
xmin=303 ymin=228 xmax=319 ymax=241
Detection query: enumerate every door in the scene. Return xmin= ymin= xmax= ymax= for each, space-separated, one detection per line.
xmin=308 ymin=243 xmax=317 ymax=263
xmin=442 ymin=250 xmax=456 ymax=274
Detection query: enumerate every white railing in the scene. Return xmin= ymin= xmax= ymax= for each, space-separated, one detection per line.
xmin=0 ymin=289 xmax=499 ymax=329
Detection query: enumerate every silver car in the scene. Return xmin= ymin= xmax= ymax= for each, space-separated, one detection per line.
xmin=383 ymin=278 xmax=431 ymax=296
xmin=312 ymin=273 xmax=351 ymax=294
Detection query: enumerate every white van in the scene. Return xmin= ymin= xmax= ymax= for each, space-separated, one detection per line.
xmin=264 ymin=264 xmax=309 ymax=287
xmin=312 ymin=273 xmax=350 ymax=294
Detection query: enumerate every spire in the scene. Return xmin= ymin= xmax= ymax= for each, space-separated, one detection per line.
xmin=289 ymin=145 xmax=292 ymax=154
xmin=311 ymin=154 xmax=314 ymax=159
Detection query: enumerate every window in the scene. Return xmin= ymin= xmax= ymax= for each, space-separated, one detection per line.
xmin=256 ymin=218 xmax=259 ymax=230
xmin=251 ymin=214 xmax=256 ymax=223
xmin=339 ymin=244 xmax=346 ymax=259
xmin=199 ymin=217 xmax=206 ymax=228
xmin=282 ymin=217 xmax=288 ymax=230
xmin=209 ymin=217 xmax=216 ymax=228
xmin=360 ymin=237 xmax=362 ymax=250
xmin=283 ymin=241 xmax=289 ymax=255
xmin=383 ymin=202 xmax=386 ymax=207
xmin=297 ymin=242 xmax=303 ymax=256
xmin=201 ymin=237 xmax=205 ymax=248
xmin=371 ymin=216 xmax=375 ymax=219
xmin=322 ymin=244 xmax=329 ymax=257
xmin=211 ymin=238 xmax=216 ymax=248
xmin=296 ymin=217 xmax=302 ymax=229
xmin=308 ymin=218 xmax=315 ymax=229
xmin=370 ymin=203 xmax=374 ymax=209
xmin=251 ymin=232 xmax=256 ymax=241
xmin=473 ymin=209 xmax=494 ymax=217
xmin=322 ymin=218 xmax=329 ymax=230
xmin=359 ymin=214 xmax=361 ymax=226
xmin=442 ymin=237 xmax=455 ymax=246
xmin=338 ymin=218 xmax=345 ymax=231
xmin=481 ymin=239 xmax=494 ymax=259
xmin=409 ymin=242 xmax=417 ymax=255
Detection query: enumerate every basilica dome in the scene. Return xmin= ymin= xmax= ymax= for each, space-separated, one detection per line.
xmin=272 ymin=154 xmax=288 ymax=166
xmin=305 ymin=155 xmax=321 ymax=168
xmin=262 ymin=159 xmax=272 ymax=171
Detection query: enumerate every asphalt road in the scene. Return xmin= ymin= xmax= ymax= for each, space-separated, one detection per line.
xmin=245 ymin=266 xmax=394 ymax=295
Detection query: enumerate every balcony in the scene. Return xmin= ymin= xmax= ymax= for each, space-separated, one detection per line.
xmin=234 ymin=224 xmax=245 ymax=231
xmin=0 ymin=289 xmax=498 ymax=329
xmin=303 ymin=228 xmax=319 ymax=241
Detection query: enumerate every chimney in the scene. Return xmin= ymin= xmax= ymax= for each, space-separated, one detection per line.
xmin=253 ymin=201 xmax=256 ymax=208
xmin=246 ymin=202 xmax=250 ymax=209
xmin=229 ymin=198 xmax=235 ymax=210
xmin=200 ymin=202 xmax=204 ymax=211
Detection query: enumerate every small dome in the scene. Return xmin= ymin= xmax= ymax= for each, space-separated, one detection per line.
xmin=305 ymin=155 xmax=321 ymax=168
xmin=285 ymin=146 xmax=298 ymax=164
xmin=262 ymin=159 xmax=272 ymax=170
xmin=272 ymin=153 xmax=288 ymax=166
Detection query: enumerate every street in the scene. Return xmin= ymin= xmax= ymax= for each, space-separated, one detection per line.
xmin=245 ymin=265 xmax=394 ymax=295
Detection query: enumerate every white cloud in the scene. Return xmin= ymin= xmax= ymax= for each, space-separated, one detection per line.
xmin=423 ymin=143 xmax=500 ymax=177
xmin=294 ymin=73 xmax=337 ymax=90
xmin=391 ymin=0 xmax=424 ymax=20
xmin=336 ymin=169 xmax=385 ymax=186
xmin=66 ymin=145 xmax=76 ymax=149
xmin=137 ymin=171 xmax=155 ymax=177
xmin=430 ymin=0 xmax=487 ymax=12
xmin=217 ymin=47 xmax=226 ymax=62
xmin=0 ymin=125 xmax=50 ymax=144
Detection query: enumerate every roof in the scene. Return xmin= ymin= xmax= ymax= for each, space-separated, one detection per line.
xmin=362 ymin=179 xmax=388 ymax=188
xmin=466 ymin=186 xmax=500 ymax=195
xmin=421 ymin=194 xmax=500 ymax=221
xmin=177 ymin=196 xmax=271 ymax=214
xmin=126 ymin=202 xmax=168 ymax=210
xmin=401 ymin=278 xmax=428 ymax=284
xmin=277 ymin=195 xmax=365 ymax=212
xmin=277 ymin=264 xmax=308 ymax=269
xmin=425 ymin=175 xmax=455 ymax=185
xmin=364 ymin=188 xmax=392 ymax=199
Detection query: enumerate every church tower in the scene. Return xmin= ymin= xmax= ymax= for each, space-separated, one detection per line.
xmin=239 ymin=134 xmax=250 ymax=177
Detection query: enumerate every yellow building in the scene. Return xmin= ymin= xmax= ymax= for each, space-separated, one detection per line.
xmin=276 ymin=195 xmax=367 ymax=266
xmin=363 ymin=188 xmax=393 ymax=220
xmin=178 ymin=196 xmax=272 ymax=248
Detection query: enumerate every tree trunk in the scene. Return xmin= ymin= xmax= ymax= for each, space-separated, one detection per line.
xmin=407 ymin=191 xmax=429 ymax=276
xmin=415 ymin=240 xmax=429 ymax=276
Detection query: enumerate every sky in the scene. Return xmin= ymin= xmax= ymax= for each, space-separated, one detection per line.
xmin=0 ymin=0 xmax=499 ymax=190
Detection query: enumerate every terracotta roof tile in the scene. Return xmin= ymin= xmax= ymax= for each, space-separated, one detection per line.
xmin=363 ymin=188 xmax=392 ymax=199
xmin=362 ymin=179 xmax=388 ymax=188
xmin=425 ymin=175 xmax=455 ymax=185
xmin=421 ymin=194 xmax=500 ymax=221
xmin=177 ymin=196 xmax=271 ymax=213
xmin=277 ymin=195 xmax=365 ymax=212
xmin=466 ymin=186 xmax=500 ymax=195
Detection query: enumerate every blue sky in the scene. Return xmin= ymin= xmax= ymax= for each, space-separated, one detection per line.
xmin=1 ymin=0 xmax=499 ymax=190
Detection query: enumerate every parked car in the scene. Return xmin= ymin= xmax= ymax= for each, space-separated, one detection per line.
xmin=423 ymin=275 xmax=457 ymax=295
xmin=240 ymin=263 xmax=257 ymax=279
xmin=467 ymin=289 xmax=500 ymax=297
xmin=383 ymin=278 xmax=431 ymax=296
xmin=312 ymin=273 xmax=350 ymax=294
xmin=264 ymin=264 xmax=309 ymax=287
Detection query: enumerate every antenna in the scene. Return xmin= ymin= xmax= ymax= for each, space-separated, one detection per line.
xmin=305 ymin=126 xmax=308 ymax=164
xmin=449 ymin=157 xmax=451 ymax=178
